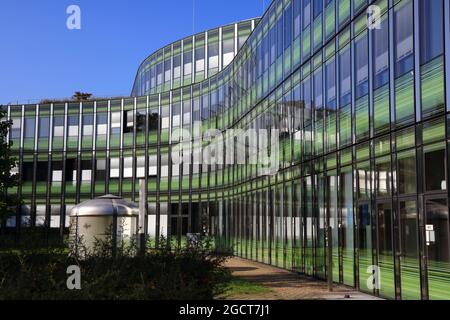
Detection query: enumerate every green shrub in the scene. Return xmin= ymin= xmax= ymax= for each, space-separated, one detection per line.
xmin=0 ymin=233 xmax=231 ymax=300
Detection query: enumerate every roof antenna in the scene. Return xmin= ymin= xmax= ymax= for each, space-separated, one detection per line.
xmin=263 ymin=0 xmax=266 ymax=14
xmin=193 ymin=0 xmax=195 ymax=34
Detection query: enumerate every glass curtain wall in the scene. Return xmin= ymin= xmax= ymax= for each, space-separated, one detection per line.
xmin=5 ymin=0 xmax=450 ymax=300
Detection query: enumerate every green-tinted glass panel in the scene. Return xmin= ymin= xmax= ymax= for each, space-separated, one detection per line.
xmin=399 ymin=201 xmax=421 ymax=300
xmin=339 ymin=27 xmax=350 ymax=49
xmin=425 ymin=198 xmax=450 ymax=300
xmin=339 ymin=105 xmax=352 ymax=146
xmin=160 ymin=176 xmax=169 ymax=192
xmin=375 ymin=138 xmax=390 ymax=159
xmin=293 ymin=38 xmax=301 ymax=66
xmin=423 ymin=118 xmax=445 ymax=145
xmin=355 ymin=97 xmax=369 ymax=139
xmin=396 ymin=128 xmax=415 ymax=151
xmin=95 ymin=181 xmax=105 ymax=195
xmin=395 ymin=72 xmax=414 ymax=124
xmin=276 ymin=57 xmax=283 ymax=83
xmin=148 ymin=177 xmax=157 ymax=192
xmin=326 ymin=112 xmax=337 ymax=151
xmin=171 ymin=176 xmax=180 ymax=191
xmin=79 ymin=181 xmax=91 ymax=194
xmin=377 ymin=202 xmax=395 ymax=299
xmin=325 ymin=1 xmax=336 ymax=39
xmin=358 ymin=202 xmax=372 ymax=294
xmin=302 ymin=26 xmax=311 ymax=59
xmin=353 ymin=0 xmax=366 ymax=13
xmin=341 ymin=166 xmax=354 ymax=286
xmin=358 ymin=142 xmax=371 ymax=160
xmin=421 ymin=56 xmax=445 ymax=117
xmin=338 ymin=0 xmax=351 ymax=26
xmin=122 ymin=179 xmax=132 ymax=193
xmin=374 ymin=85 xmax=390 ymax=132
xmin=354 ymin=15 xmax=367 ymax=36
xmin=109 ymin=179 xmax=119 ymax=194
xmin=313 ymin=17 xmax=322 ymax=50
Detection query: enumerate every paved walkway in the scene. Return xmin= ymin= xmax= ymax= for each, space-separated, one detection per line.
xmin=221 ymin=257 xmax=382 ymax=300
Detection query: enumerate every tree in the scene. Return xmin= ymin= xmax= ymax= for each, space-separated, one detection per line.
xmin=72 ymin=92 xmax=92 ymax=102
xmin=0 ymin=107 xmax=20 ymax=227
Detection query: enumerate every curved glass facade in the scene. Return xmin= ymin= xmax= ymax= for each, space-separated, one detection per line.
xmin=131 ymin=19 xmax=260 ymax=96
xmin=4 ymin=0 xmax=450 ymax=300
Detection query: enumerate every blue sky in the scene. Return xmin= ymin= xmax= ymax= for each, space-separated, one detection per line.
xmin=0 ymin=0 xmax=266 ymax=105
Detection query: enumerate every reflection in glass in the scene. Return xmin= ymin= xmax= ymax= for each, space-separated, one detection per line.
xmin=327 ymin=173 xmax=339 ymax=282
xmin=355 ymin=34 xmax=368 ymax=99
xmin=376 ymin=156 xmax=391 ymax=196
xmin=340 ymin=166 xmax=354 ymax=286
xmin=399 ymin=201 xmax=421 ymax=300
xmin=24 ymin=118 xmax=35 ymax=138
xmin=420 ymin=0 xmax=443 ymax=65
xmin=38 ymin=118 xmax=49 ymax=138
xmin=377 ymin=202 xmax=395 ymax=298
xmin=358 ymin=203 xmax=372 ymax=293
xmin=397 ymin=150 xmax=416 ymax=195
xmin=339 ymin=47 xmax=351 ymax=106
xmin=424 ymin=147 xmax=446 ymax=192
xmin=373 ymin=17 xmax=389 ymax=90
xmin=426 ymin=198 xmax=450 ymax=299
xmin=394 ymin=0 xmax=413 ymax=78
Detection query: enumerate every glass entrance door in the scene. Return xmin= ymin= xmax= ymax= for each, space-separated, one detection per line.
xmin=425 ymin=197 xmax=450 ymax=299
xmin=377 ymin=202 xmax=395 ymax=298
xmin=358 ymin=202 xmax=372 ymax=293
xmin=398 ymin=200 xmax=421 ymax=300
xmin=326 ymin=173 xmax=339 ymax=283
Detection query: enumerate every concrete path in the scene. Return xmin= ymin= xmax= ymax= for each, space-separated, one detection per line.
xmin=221 ymin=257 xmax=382 ymax=300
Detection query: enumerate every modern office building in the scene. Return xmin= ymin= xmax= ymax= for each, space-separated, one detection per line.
xmin=2 ymin=0 xmax=450 ymax=300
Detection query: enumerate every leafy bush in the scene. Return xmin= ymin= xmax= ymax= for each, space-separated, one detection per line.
xmin=0 ymin=228 xmax=68 ymax=252
xmin=0 ymin=232 xmax=231 ymax=300
xmin=0 ymin=107 xmax=21 ymax=227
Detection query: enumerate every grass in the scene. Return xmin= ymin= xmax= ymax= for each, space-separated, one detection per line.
xmin=220 ymin=277 xmax=272 ymax=298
